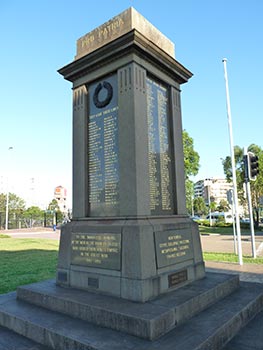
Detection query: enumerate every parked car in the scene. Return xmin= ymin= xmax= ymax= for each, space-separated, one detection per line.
xmin=191 ymin=215 xmax=201 ymax=222
xmin=206 ymin=212 xmax=233 ymax=224
xmin=240 ymin=218 xmax=250 ymax=224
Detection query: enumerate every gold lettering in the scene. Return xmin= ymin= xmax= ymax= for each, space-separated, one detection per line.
xmin=168 ymin=235 xmax=181 ymax=241
xmin=71 ymin=234 xmax=120 ymax=265
xmin=159 ymin=233 xmax=190 ymax=260
xmin=81 ymin=34 xmax=95 ymax=48
xmin=97 ymin=17 xmax=124 ymax=41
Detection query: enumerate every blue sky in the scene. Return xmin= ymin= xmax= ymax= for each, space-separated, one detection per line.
xmin=0 ymin=0 xmax=262 ymax=208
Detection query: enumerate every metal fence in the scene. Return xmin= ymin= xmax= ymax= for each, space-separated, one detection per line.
xmin=0 ymin=212 xmax=64 ymax=230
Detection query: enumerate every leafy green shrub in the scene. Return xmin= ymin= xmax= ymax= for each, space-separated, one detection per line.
xmin=216 ymin=222 xmax=232 ymax=227
xmin=217 ymin=215 xmax=225 ymax=224
xmin=200 ymin=220 xmax=213 ymax=227
xmin=199 ymin=220 xmax=233 ymax=228
xmin=194 ymin=220 xmax=202 ymax=225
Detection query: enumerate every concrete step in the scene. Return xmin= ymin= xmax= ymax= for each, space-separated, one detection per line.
xmin=139 ymin=282 xmax=263 ymax=350
xmin=0 ymin=281 xmax=262 ymax=350
xmin=16 ymin=272 xmax=239 ymax=340
xmin=0 ymin=325 xmax=50 ymax=350
xmin=223 ymin=310 xmax=263 ymax=350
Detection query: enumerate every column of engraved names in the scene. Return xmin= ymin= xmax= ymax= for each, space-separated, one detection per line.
xmin=147 ymin=79 xmax=160 ymax=211
xmin=157 ymin=89 xmax=172 ymax=211
xmin=89 ymin=113 xmax=103 ymax=205
xmin=103 ymin=107 xmax=119 ymax=205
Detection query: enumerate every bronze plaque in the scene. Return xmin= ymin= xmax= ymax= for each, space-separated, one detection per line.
xmin=155 ymin=228 xmax=193 ymax=268
xmin=71 ymin=233 xmax=121 ymax=270
xmin=168 ymin=270 xmax=188 ymax=288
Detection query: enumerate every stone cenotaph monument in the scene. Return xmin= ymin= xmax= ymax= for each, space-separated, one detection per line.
xmin=0 ymin=9 xmax=262 ymax=350
xmin=56 ymin=7 xmax=205 ymax=303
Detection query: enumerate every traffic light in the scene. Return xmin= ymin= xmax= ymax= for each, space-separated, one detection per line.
xmin=247 ymin=151 xmax=259 ymax=181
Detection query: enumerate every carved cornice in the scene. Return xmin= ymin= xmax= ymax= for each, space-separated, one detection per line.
xmin=58 ymin=30 xmax=193 ymax=85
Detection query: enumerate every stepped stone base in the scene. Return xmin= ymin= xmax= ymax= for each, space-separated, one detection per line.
xmin=56 ymin=218 xmax=205 ymax=303
xmin=0 ymin=273 xmax=263 ymax=349
xmin=16 ymin=273 xmax=238 ymax=340
xmin=223 ymin=310 xmax=263 ymax=349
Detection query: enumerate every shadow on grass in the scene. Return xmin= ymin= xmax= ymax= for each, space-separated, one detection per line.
xmin=0 ymin=249 xmax=58 ymax=294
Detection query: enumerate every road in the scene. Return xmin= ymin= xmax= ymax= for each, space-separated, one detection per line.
xmin=201 ymin=233 xmax=263 ymax=257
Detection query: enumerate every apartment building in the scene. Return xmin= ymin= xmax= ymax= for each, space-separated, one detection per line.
xmin=194 ymin=178 xmax=233 ymax=205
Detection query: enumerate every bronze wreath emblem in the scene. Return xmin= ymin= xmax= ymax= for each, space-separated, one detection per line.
xmin=93 ymin=81 xmax=113 ymax=108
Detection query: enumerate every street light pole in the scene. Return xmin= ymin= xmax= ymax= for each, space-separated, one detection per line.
xmin=222 ymin=59 xmax=243 ymax=265
xmin=5 ymin=187 xmax=9 ymax=231
xmin=5 ymin=146 xmax=13 ymax=231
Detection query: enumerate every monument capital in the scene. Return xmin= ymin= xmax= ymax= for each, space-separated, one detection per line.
xmin=75 ymin=7 xmax=175 ymax=60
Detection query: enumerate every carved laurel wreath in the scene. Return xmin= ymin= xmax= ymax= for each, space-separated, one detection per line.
xmin=93 ymin=81 xmax=113 ymax=108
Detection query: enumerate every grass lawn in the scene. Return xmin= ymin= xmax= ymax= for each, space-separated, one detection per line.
xmin=203 ymin=252 xmax=263 ymax=264
xmin=0 ymin=237 xmax=59 ymax=294
xmin=199 ymin=225 xmax=262 ymax=235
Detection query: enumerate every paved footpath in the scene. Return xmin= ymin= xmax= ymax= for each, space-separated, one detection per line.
xmin=201 ymin=233 xmax=263 ymax=284
xmin=205 ymin=261 xmax=263 ymax=284
xmin=0 ymin=227 xmax=61 ymax=240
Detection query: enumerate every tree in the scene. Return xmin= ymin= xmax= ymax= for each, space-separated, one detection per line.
xmin=222 ymin=145 xmax=245 ymax=206
xmin=185 ymin=180 xmax=194 ymax=216
xmin=193 ymin=197 xmax=207 ymax=216
xmin=48 ymin=199 xmax=60 ymax=211
xmin=23 ymin=206 xmax=44 ymax=228
xmin=0 ymin=193 xmax=26 ymax=213
xmin=47 ymin=199 xmax=63 ymax=224
xmin=182 ymin=130 xmax=200 ymax=215
xmin=0 ymin=192 xmax=26 ymax=229
xmin=217 ymin=199 xmax=230 ymax=212
xmin=210 ymin=201 xmax=217 ymax=212
xmin=183 ymin=130 xmax=200 ymax=179
xmin=222 ymin=144 xmax=263 ymax=226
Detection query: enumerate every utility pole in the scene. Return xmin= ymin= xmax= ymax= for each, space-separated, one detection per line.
xmin=5 ymin=146 xmax=13 ymax=230
xmin=208 ymin=182 xmax=212 ymax=227
xmin=243 ymin=147 xmax=258 ymax=258
xmin=222 ymin=59 xmax=243 ymax=265
xmin=228 ymin=188 xmax=237 ymax=254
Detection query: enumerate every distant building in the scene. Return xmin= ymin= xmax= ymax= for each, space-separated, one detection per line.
xmin=194 ymin=178 xmax=233 ymax=206
xmin=54 ymin=185 xmax=67 ymax=214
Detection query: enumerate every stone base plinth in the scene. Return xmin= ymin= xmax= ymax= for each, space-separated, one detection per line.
xmin=56 ymin=216 xmax=205 ymax=302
